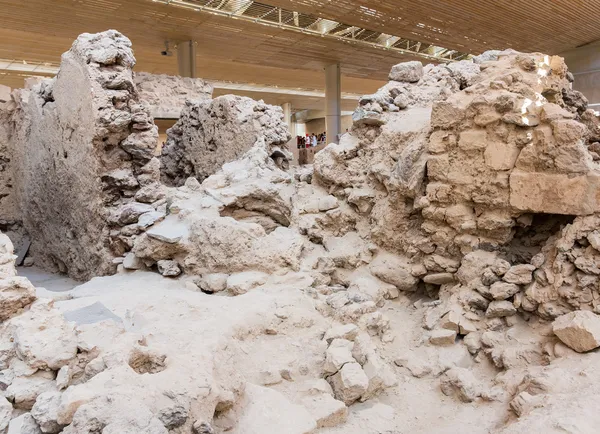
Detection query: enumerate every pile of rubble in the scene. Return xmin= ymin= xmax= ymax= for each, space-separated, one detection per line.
xmin=3 ymin=29 xmax=600 ymax=433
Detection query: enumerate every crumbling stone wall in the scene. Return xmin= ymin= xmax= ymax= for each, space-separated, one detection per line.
xmin=160 ymin=95 xmax=291 ymax=186
xmin=0 ymin=89 xmax=26 ymax=252
xmin=312 ymin=50 xmax=600 ymax=333
xmin=133 ymin=72 xmax=213 ymax=119
xmin=8 ymin=31 xmax=164 ymax=280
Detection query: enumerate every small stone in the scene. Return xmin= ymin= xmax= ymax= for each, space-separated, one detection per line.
xmin=459 ymin=318 xmax=478 ymax=335
xmin=157 ymin=403 xmax=188 ymax=429
xmin=157 ymin=260 xmax=181 ymax=277
xmin=429 ymin=329 xmax=457 ymax=346
xmin=184 ymin=177 xmax=202 ymax=190
xmin=361 ymin=351 xmax=397 ymax=400
xmin=23 ymin=257 xmax=34 ymax=267
xmin=440 ymin=367 xmax=480 ymax=403
xmin=324 ymin=339 xmax=355 ymax=374
xmin=489 ymin=281 xmax=520 ymax=300
xmin=30 ymin=391 xmax=62 ymax=433
xmin=393 ymin=94 xmax=409 ymax=109
xmin=122 ymin=253 xmax=144 ymax=270
xmin=324 ymin=324 xmax=358 ymax=344
xmin=0 ymin=397 xmax=12 ymax=432
xmin=440 ymin=310 xmax=461 ymax=333
xmin=552 ymin=311 xmax=600 ymax=353
xmin=301 ymin=379 xmax=334 ymax=396
xmin=56 ymin=366 xmax=69 ymax=390
xmin=503 ymin=264 xmax=535 ymax=285
xmin=318 ymin=195 xmax=338 ymax=212
xmin=328 ymin=362 xmax=369 ymax=405
xmin=463 ymin=333 xmax=481 ymax=354
xmin=7 ymin=412 xmax=42 ymax=434
xmin=116 ymin=202 xmax=154 ymax=225
xmin=280 ymin=369 xmax=293 ymax=381
xmin=588 ymin=231 xmax=600 ymax=251
xmin=197 ymin=273 xmax=228 ymax=293
xmin=486 ymin=300 xmax=516 ymax=318
xmin=301 ymin=394 xmax=347 ymax=428
xmin=404 ymin=358 xmax=432 ymax=378
xmin=192 ymin=420 xmax=215 ymax=434
xmin=423 ymin=273 xmax=455 ymax=285
xmin=146 ymin=221 xmax=187 ymax=244
xmin=137 ymin=211 xmax=165 ymax=229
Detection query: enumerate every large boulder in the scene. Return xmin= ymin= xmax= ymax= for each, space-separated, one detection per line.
xmin=160 ymin=95 xmax=291 ymax=186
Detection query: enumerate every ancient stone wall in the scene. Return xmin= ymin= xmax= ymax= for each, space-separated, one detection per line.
xmin=312 ymin=50 xmax=600 ymax=329
xmin=8 ymin=31 xmax=164 ymax=280
xmin=133 ymin=72 xmax=213 ymax=119
xmin=0 ymin=89 xmax=27 ymax=252
xmin=160 ymin=95 xmax=291 ymax=186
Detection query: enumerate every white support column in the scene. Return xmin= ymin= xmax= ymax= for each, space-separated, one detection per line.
xmin=325 ymin=63 xmax=341 ymax=144
xmin=282 ymin=102 xmax=298 ymax=162
xmin=282 ymin=102 xmax=292 ymax=131
xmin=177 ymin=40 xmax=197 ymax=78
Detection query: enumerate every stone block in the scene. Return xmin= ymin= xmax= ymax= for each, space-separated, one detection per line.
xmin=484 ymin=140 xmax=521 ymax=170
xmin=458 ymin=129 xmax=487 ymax=151
xmin=553 ymin=311 xmax=600 ymax=353
xmin=509 ymin=170 xmax=600 ymax=215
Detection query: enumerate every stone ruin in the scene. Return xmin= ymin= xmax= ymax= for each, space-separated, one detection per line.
xmin=1 ymin=30 xmax=600 ymax=433
xmin=160 ymin=95 xmax=292 ymax=186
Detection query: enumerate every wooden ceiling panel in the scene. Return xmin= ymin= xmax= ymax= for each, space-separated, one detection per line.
xmin=1 ymin=0 xmax=597 ymax=109
xmin=0 ymin=0 xmax=418 ymax=83
xmin=264 ymin=0 xmax=600 ymax=54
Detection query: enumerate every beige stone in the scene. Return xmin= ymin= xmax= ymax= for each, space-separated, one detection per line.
xmin=553 ymin=311 xmax=600 ymax=352
xmin=484 ymin=140 xmax=521 ymax=170
xmin=301 ymin=394 xmax=347 ymax=428
xmin=509 ymin=170 xmax=600 ymax=215
xmin=429 ymin=329 xmax=457 ymax=345
xmin=458 ymin=129 xmax=487 ymax=151
xmin=328 ymin=362 xmax=369 ymax=405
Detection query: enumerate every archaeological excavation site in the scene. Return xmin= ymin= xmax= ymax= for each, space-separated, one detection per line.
xmin=1 ymin=1 xmax=600 ymax=433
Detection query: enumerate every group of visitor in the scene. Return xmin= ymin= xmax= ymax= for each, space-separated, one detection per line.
xmin=297 ymin=132 xmax=327 ymax=149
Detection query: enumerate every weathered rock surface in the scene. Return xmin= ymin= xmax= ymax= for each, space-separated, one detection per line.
xmin=7 ymin=30 xmax=161 ymax=280
xmin=160 ymin=95 xmax=291 ymax=186
xmin=134 ymin=72 xmax=213 ymax=118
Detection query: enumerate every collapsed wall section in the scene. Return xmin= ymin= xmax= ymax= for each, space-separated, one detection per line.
xmin=9 ymin=31 xmax=164 ymax=280
xmin=160 ymin=95 xmax=291 ymax=186
xmin=312 ymin=50 xmax=600 ymax=328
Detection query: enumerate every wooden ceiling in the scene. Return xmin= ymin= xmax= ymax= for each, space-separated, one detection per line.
xmin=263 ymin=0 xmax=600 ymax=54
xmin=0 ymin=0 xmax=598 ymax=105
xmin=0 ymin=0 xmax=419 ymax=81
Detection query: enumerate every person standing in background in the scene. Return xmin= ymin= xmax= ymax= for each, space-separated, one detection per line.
xmin=305 ymin=134 xmax=310 ymax=148
xmin=311 ymin=133 xmax=317 ymax=147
